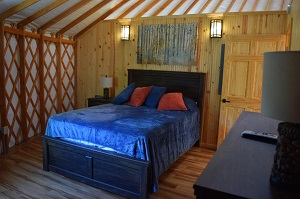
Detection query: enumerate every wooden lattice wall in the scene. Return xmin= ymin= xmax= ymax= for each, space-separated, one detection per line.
xmin=0 ymin=24 xmax=76 ymax=153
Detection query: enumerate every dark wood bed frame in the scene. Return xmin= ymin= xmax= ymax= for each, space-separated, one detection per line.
xmin=42 ymin=69 xmax=205 ymax=199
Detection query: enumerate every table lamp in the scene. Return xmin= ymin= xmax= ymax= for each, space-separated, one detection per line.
xmin=100 ymin=76 xmax=112 ymax=99
xmin=261 ymin=51 xmax=300 ymax=189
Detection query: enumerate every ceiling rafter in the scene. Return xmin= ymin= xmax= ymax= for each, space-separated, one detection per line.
xmin=199 ymin=0 xmax=212 ymax=14
xmin=252 ymin=0 xmax=259 ymax=11
xmin=212 ymin=0 xmax=224 ymax=13
xmin=0 ymin=0 xmax=40 ymax=21
xmin=226 ymin=0 xmax=236 ymax=12
xmin=266 ymin=0 xmax=272 ymax=11
xmin=168 ymin=0 xmax=186 ymax=15
xmin=56 ymin=0 xmax=111 ymax=36
xmin=152 ymin=0 xmax=173 ymax=16
xmin=184 ymin=0 xmax=198 ymax=15
xmin=39 ymin=0 xmax=91 ymax=32
xmin=281 ymin=0 xmax=286 ymax=10
xmin=18 ymin=0 xmax=68 ymax=28
xmin=239 ymin=0 xmax=248 ymax=12
xmin=135 ymin=0 xmax=160 ymax=18
xmin=76 ymin=0 xmax=129 ymax=38
xmin=117 ymin=0 xmax=144 ymax=19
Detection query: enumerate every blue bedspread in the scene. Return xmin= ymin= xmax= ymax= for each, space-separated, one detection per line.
xmin=45 ymin=98 xmax=200 ymax=192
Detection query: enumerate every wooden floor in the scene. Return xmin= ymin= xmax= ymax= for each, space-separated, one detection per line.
xmin=0 ymin=135 xmax=214 ymax=199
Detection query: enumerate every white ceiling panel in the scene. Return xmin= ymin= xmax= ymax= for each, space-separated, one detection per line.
xmin=123 ymin=0 xmax=151 ymax=18
xmin=215 ymin=0 xmax=231 ymax=13
xmin=6 ymin=0 xmax=56 ymax=28
xmin=105 ymin=0 xmax=138 ymax=20
xmin=202 ymin=0 xmax=219 ymax=14
xmin=187 ymin=1 xmax=207 ymax=14
xmin=172 ymin=0 xmax=194 ymax=16
xmin=0 ymin=0 xmax=25 ymax=13
xmin=34 ymin=0 xmax=81 ymax=29
xmin=142 ymin=0 xmax=168 ymax=18
xmin=157 ymin=1 xmax=181 ymax=16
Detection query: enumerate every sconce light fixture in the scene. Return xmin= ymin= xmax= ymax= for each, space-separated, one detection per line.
xmin=210 ymin=19 xmax=223 ymax=38
xmin=287 ymin=4 xmax=291 ymax=14
xmin=121 ymin=25 xmax=130 ymax=41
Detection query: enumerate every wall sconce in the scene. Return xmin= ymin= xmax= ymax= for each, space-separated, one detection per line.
xmin=210 ymin=19 xmax=223 ymax=38
xmin=100 ymin=76 xmax=113 ymax=99
xmin=287 ymin=4 xmax=291 ymax=14
xmin=121 ymin=25 xmax=130 ymax=41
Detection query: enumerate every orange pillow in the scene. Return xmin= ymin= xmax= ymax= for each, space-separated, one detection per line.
xmin=127 ymin=86 xmax=152 ymax=107
xmin=158 ymin=93 xmax=187 ymax=111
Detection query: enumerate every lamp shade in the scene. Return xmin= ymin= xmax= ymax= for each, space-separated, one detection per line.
xmin=261 ymin=51 xmax=300 ymax=124
xmin=100 ymin=76 xmax=112 ymax=88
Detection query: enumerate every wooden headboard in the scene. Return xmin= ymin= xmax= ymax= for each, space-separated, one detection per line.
xmin=128 ymin=69 xmax=206 ymax=113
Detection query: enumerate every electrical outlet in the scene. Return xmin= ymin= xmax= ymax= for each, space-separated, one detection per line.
xmin=1 ymin=126 xmax=8 ymax=135
xmin=4 ymin=126 xmax=8 ymax=135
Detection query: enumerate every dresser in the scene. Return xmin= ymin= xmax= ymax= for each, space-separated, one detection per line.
xmin=194 ymin=111 xmax=300 ymax=199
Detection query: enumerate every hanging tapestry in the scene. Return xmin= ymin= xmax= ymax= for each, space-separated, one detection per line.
xmin=137 ymin=23 xmax=198 ymax=66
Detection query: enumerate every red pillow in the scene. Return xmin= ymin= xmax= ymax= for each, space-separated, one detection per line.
xmin=127 ymin=86 xmax=152 ymax=107
xmin=158 ymin=93 xmax=187 ymax=110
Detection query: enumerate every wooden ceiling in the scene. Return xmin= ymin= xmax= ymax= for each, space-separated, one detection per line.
xmin=0 ymin=0 xmax=292 ymax=38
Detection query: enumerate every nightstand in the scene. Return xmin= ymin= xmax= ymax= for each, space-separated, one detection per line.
xmin=88 ymin=97 xmax=113 ymax=107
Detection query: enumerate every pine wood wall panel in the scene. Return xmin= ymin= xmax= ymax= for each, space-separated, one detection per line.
xmin=77 ymin=22 xmax=116 ymax=108
xmin=290 ymin=0 xmax=300 ymax=50
xmin=113 ymin=20 xmax=125 ymax=94
xmin=77 ymin=28 xmax=100 ymax=108
xmin=77 ymin=25 xmax=99 ymax=108
xmin=76 ymin=12 xmax=287 ymax=148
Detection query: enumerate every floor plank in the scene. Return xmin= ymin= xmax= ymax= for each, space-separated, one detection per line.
xmin=0 ymin=136 xmax=214 ymax=199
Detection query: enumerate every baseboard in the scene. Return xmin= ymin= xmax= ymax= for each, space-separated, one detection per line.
xmin=200 ymin=143 xmax=217 ymax=150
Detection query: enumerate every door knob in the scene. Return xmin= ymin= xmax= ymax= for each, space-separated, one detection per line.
xmin=222 ymin=99 xmax=230 ymax=103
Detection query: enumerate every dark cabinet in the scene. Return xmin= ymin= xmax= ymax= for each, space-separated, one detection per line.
xmin=87 ymin=97 xmax=113 ymax=107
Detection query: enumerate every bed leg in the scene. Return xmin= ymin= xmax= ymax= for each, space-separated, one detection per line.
xmin=141 ymin=165 xmax=150 ymax=199
xmin=42 ymin=138 xmax=49 ymax=171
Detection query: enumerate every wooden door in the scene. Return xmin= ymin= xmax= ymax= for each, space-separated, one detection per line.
xmin=217 ymin=35 xmax=286 ymax=147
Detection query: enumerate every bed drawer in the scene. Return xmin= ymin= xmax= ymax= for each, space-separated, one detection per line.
xmin=93 ymin=159 xmax=141 ymax=193
xmin=42 ymin=136 xmax=151 ymax=199
xmin=48 ymin=146 xmax=89 ymax=177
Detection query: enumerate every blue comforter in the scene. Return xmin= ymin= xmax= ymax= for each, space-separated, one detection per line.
xmin=45 ymin=97 xmax=200 ymax=192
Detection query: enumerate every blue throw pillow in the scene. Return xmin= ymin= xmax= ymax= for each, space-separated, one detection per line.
xmin=145 ymin=86 xmax=167 ymax=108
xmin=112 ymin=82 xmax=135 ymax=104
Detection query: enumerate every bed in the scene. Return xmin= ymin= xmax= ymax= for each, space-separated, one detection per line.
xmin=42 ymin=69 xmax=206 ymax=199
